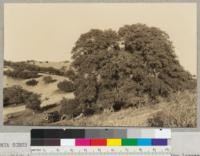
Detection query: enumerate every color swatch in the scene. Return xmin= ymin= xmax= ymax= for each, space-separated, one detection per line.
xmin=31 ymin=138 xmax=168 ymax=146
xmin=31 ymin=129 xmax=170 ymax=146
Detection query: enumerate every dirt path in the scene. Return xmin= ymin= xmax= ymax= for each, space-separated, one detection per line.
xmin=3 ymin=105 xmax=26 ymax=117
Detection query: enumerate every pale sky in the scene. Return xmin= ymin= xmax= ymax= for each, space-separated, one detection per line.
xmin=4 ymin=3 xmax=197 ymax=75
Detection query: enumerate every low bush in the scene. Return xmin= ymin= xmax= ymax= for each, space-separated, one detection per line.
xmin=4 ymin=60 xmax=64 ymax=76
xmin=59 ymin=98 xmax=81 ymax=118
xmin=57 ymin=80 xmax=75 ymax=92
xmin=3 ymin=86 xmax=41 ymax=111
xmin=26 ymin=79 xmax=38 ymax=86
xmin=4 ymin=69 xmax=40 ymax=79
xmin=43 ymin=76 xmax=57 ymax=84
xmin=147 ymin=91 xmax=197 ymax=127
xmin=42 ymin=67 xmax=64 ymax=75
xmin=4 ymin=86 xmax=32 ymax=106
xmin=26 ymin=93 xmax=41 ymax=111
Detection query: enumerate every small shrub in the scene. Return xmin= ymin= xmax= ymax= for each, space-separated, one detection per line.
xmin=3 ymin=86 xmax=32 ymax=106
xmin=26 ymin=79 xmax=38 ymax=86
xmin=4 ymin=69 xmax=40 ymax=79
xmin=3 ymin=85 xmax=41 ymax=111
xmin=59 ymin=98 xmax=81 ymax=118
xmin=83 ymin=107 xmax=95 ymax=116
xmin=57 ymin=80 xmax=75 ymax=92
xmin=43 ymin=76 xmax=57 ymax=84
xmin=42 ymin=67 xmax=64 ymax=75
xmin=26 ymin=93 xmax=41 ymax=111
xmin=147 ymin=91 xmax=197 ymax=127
xmin=147 ymin=112 xmax=165 ymax=127
xmin=43 ymin=111 xmax=60 ymax=123
xmin=4 ymin=60 xmax=64 ymax=76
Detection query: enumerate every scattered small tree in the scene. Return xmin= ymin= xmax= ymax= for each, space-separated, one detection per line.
xmin=3 ymin=85 xmax=41 ymax=111
xmin=26 ymin=93 xmax=41 ymax=111
xmin=4 ymin=60 xmax=64 ymax=76
xmin=3 ymin=86 xmax=32 ymax=106
xmin=57 ymin=80 xmax=75 ymax=92
xmin=59 ymin=98 xmax=82 ymax=118
xmin=26 ymin=79 xmax=38 ymax=86
xmin=4 ymin=69 xmax=40 ymax=79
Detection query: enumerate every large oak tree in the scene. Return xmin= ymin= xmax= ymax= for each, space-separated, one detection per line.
xmin=68 ymin=24 xmax=196 ymax=113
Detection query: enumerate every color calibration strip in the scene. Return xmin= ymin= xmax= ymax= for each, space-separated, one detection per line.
xmin=31 ymin=129 xmax=171 ymax=139
xmin=31 ymin=129 xmax=171 ymax=155
xmin=68 ymin=138 xmax=167 ymax=146
xmin=32 ymin=138 xmax=168 ymax=146
xmin=31 ymin=129 xmax=171 ymax=146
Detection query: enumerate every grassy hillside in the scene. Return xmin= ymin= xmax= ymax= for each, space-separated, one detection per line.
xmin=4 ymin=89 xmax=196 ymax=127
xmin=3 ymin=61 xmax=74 ymax=121
xmin=4 ymin=74 xmax=74 ymax=107
xmin=3 ymin=61 xmax=197 ymax=127
xmin=51 ymin=90 xmax=196 ymax=127
xmin=26 ymin=60 xmax=70 ymax=70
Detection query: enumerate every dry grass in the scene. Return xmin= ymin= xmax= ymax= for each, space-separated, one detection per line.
xmin=147 ymin=90 xmax=197 ymax=127
xmin=4 ymin=73 xmax=74 ymax=107
xmin=53 ymin=90 xmax=197 ymax=127
xmin=3 ymin=61 xmax=197 ymax=127
xmin=53 ymin=103 xmax=163 ymax=127
xmin=28 ymin=60 xmax=70 ymax=70
xmin=4 ymin=90 xmax=197 ymax=127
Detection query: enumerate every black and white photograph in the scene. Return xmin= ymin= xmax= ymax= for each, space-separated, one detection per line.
xmin=3 ymin=3 xmax=197 ymax=127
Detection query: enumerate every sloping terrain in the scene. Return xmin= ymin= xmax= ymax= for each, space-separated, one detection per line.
xmin=4 ymin=74 xmax=74 ymax=107
xmin=3 ymin=61 xmax=74 ymax=120
xmin=4 ymin=101 xmax=161 ymax=126
xmin=52 ymin=90 xmax=196 ymax=127
xmin=4 ymin=89 xmax=196 ymax=127
xmin=3 ymin=61 xmax=197 ymax=127
xmin=27 ymin=60 xmax=70 ymax=70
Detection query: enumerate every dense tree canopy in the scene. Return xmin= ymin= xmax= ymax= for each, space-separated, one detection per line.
xmin=68 ymin=24 xmax=196 ymax=113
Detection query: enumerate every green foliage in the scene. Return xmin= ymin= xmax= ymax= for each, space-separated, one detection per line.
xmin=4 ymin=61 xmax=64 ymax=76
xmin=26 ymin=93 xmax=41 ymax=111
xmin=68 ymin=24 xmax=196 ymax=115
xmin=57 ymin=80 xmax=75 ymax=92
xmin=74 ymin=74 xmax=97 ymax=104
xmin=43 ymin=76 xmax=57 ymax=84
xmin=3 ymin=86 xmax=41 ymax=110
xmin=72 ymin=24 xmax=196 ymax=113
xmin=64 ymin=69 xmax=76 ymax=81
xmin=142 ymin=77 xmax=171 ymax=99
xmin=4 ymin=69 xmax=40 ymax=79
xmin=4 ymin=86 xmax=32 ymax=106
xmin=59 ymin=98 xmax=82 ymax=118
xmin=26 ymin=79 xmax=38 ymax=86
xmin=72 ymin=29 xmax=119 ymax=61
